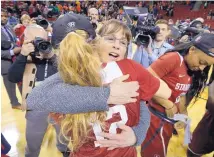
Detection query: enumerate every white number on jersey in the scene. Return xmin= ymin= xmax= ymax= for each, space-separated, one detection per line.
xmin=92 ymin=105 xmax=128 ymax=147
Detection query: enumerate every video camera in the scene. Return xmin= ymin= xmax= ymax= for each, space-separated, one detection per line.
xmin=32 ymin=37 xmax=52 ymax=55
xmin=170 ymin=19 xmax=208 ymax=42
xmin=123 ymin=6 xmax=160 ymax=46
xmin=35 ymin=17 xmax=49 ymax=30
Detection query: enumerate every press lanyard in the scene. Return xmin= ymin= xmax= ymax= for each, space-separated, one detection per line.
xmin=44 ymin=59 xmax=49 ymax=79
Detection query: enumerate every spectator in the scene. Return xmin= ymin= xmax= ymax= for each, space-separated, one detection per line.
xmin=1 ymin=9 xmax=22 ymax=109
xmin=43 ymin=5 xmax=49 ymax=18
xmin=207 ymin=10 xmax=213 ymax=20
xmin=14 ymin=14 xmax=31 ymax=46
xmin=7 ymin=12 xmax=18 ymax=27
xmin=204 ymin=1 xmax=208 ymax=9
xmin=88 ymin=8 xmax=103 ymax=32
xmin=153 ymin=4 xmax=158 ymax=18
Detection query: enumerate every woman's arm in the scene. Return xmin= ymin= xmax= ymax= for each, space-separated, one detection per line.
xmin=26 ymin=73 xmax=139 ymax=113
xmin=132 ymin=101 xmax=150 ymax=146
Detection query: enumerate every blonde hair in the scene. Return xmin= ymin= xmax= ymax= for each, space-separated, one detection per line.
xmin=21 ymin=14 xmax=30 ymax=22
xmin=53 ymin=30 xmax=106 ymax=152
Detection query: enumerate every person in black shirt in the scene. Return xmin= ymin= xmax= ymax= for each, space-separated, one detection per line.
xmin=8 ymin=24 xmax=69 ymax=157
xmin=187 ymin=68 xmax=214 ymax=157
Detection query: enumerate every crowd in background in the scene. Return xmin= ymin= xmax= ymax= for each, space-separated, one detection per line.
xmin=2 ymin=1 xmax=214 ymax=27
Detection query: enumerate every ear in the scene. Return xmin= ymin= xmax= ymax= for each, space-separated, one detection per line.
xmin=189 ymin=46 xmax=196 ymax=55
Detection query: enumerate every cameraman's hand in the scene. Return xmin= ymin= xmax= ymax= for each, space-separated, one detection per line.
xmin=144 ymin=35 xmax=153 ymax=55
xmin=13 ymin=47 xmax=21 ymax=55
xmin=179 ymin=35 xmax=189 ymax=43
xmin=21 ymin=40 xmax=35 ymax=56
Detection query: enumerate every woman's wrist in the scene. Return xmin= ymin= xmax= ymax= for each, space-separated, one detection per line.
xmin=166 ymin=104 xmax=175 ymax=110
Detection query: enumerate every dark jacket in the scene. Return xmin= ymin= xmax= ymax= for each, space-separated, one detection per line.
xmin=8 ymin=53 xmax=57 ymax=83
xmin=1 ymin=25 xmax=17 ymax=75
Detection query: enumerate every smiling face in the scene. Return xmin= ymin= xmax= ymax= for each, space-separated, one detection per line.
xmin=185 ymin=46 xmax=214 ymax=71
xmin=96 ymin=20 xmax=131 ymax=63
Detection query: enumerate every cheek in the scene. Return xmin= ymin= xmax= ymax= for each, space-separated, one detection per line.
xmin=120 ymin=48 xmax=127 ymax=58
xmin=189 ymin=55 xmax=199 ymax=67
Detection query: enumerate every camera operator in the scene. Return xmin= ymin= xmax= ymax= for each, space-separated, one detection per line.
xmin=133 ymin=19 xmax=173 ymax=68
xmin=8 ymin=24 xmax=69 ymax=157
xmin=1 ymin=9 xmax=22 ymax=109
xmin=88 ymin=7 xmax=102 ymax=32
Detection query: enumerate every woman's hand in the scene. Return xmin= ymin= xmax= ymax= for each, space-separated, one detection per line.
xmin=95 ymin=123 xmax=136 ymax=150
xmin=165 ymin=104 xmax=178 ymax=118
xmin=107 ymin=74 xmax=139 ymax=105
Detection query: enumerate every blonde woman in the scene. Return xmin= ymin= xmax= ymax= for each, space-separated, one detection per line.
xmin=14 ymin=14 xmax=31 ymax=45
xmin=27 ymin=13 xmax=172 ymax=156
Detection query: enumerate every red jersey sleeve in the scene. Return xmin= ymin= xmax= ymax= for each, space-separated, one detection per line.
xmin=150 ymin=52 xmax=181 ymax=78
xmin=130 ymin=60 xmax=160 ymax=101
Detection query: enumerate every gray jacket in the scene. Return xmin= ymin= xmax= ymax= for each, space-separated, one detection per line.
xmin=1 ymin=25 xmax=17 ymax=75
xmin=26 ymin=73 xmax=150 ymax=145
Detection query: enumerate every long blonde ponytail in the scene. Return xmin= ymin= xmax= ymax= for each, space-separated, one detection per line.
xmin=56 ymin=30 xmax=106 ymax=152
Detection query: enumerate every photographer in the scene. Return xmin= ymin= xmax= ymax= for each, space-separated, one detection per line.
xmin=88 ymin=7 xmax=102 ymax=32
xmin=8 ymin=24 xmax=69 ymax=157
xmin=1 ymin=9 xmax=22 ymax=109
xmin=133 ymin=19 xmax=173 ymax=68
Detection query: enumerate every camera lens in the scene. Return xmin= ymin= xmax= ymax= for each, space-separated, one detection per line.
xmin=136 ymin=34 xmax=150 ymax=45
xmin=39 ymin=42 xmax=48 ymax=51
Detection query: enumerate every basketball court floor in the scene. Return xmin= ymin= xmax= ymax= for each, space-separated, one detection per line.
xmin=1 ymin=78 xmax=213 ymax=157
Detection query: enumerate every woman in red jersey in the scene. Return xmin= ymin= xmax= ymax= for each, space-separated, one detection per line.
xmin=141 ymin=33 xmax=214 ymax=157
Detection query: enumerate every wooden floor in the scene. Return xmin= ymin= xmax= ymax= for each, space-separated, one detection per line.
xmin=1 ymin=78 xmax=213 ymax=157
xmin=1 ymin=78 xmax=62 ymax=157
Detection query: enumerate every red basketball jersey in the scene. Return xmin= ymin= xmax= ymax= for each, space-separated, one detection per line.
xmin=149 ymin=52 xmax=192 ymax=113
xmin=71 ymin=59 xmax=160 ymax=157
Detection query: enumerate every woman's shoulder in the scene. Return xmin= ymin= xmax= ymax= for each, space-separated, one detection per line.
xmin=160 ymin=52 xmax=182 ymax=62
xmin=116 ymin=59 xmax=146 ymax=70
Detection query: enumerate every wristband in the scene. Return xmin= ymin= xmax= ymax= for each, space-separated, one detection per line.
xmin=166 ymin=104 xmax=175 ymax=110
